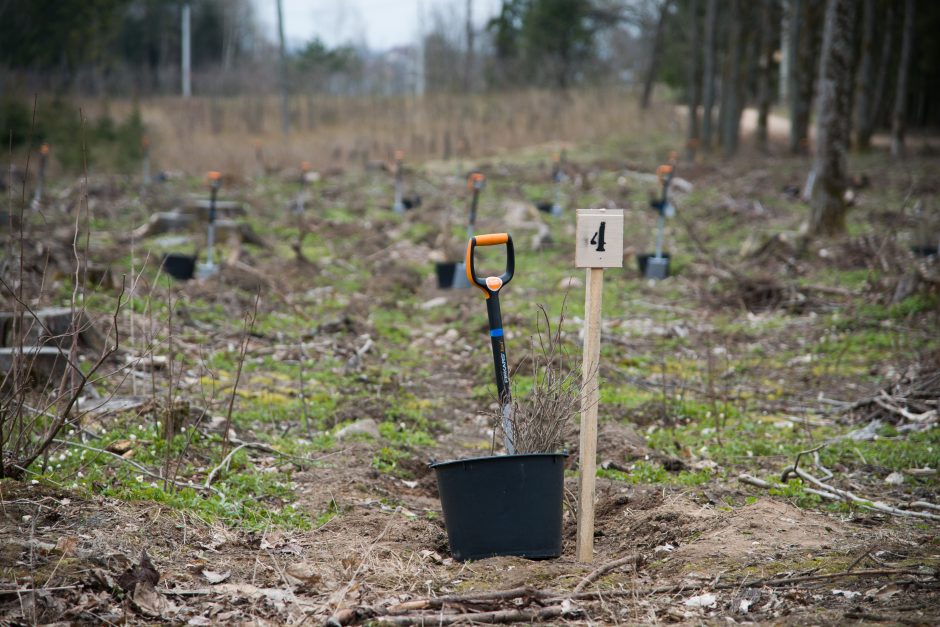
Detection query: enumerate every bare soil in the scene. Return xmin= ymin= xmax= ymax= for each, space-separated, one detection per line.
xmin=1 ymin=141 xmax=938 ymax=625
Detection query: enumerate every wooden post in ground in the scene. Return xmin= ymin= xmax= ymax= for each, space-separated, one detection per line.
xmin=574 ymin=208 xmax=624 ymax=563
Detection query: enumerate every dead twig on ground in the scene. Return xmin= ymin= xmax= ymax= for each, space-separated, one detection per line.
xmin=371 ymin=606 xmax=573 ymax=626
xmin=204 ymin=442 xmax=250 ymax=488
xmin=386 ymin=587 xmax=549 ymax=614
xmin=573 ymin=554 xmax=643 ymax=593
xmin=789 ymin=465 xmax=940 ymax=521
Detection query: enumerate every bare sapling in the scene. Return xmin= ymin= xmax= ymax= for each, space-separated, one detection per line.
xmin=1 ymin=114 xmax=124 ymax=479
xmin=492 ymin=302 xmax=587 ymax=454
xmin=220 ymin=289 xmax=261 ymax=458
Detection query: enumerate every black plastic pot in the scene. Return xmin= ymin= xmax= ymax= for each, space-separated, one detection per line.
xmin=430 ymin=453 xmax=567 ymax=561
xmin=436 ymin=262 xmax=458 ymax=289
xmin=162 ymin=253 xmax=196 ymax=281
xmin=911 ymin=243 xmax=939 ymax=258
xmin=636 ymin=253 xmax=671 ymax=279
xmin=435 ymin=261 xmax=470 ymax=289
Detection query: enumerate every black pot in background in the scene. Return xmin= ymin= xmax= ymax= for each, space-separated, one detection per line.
xmin=435 ymin=261 xmax=470 ymax=289
xmin=636 ymin=253 xmax=671 ymax=279
xmin=430 ymin=453 xmax=567 ymax=561
xmin=911 ymin=243 xmax=939 ymax=258
xmin=435 ymin=262 xmax=458 ymax=289
xmin=162 ymin=253 xmax=196 ymax=281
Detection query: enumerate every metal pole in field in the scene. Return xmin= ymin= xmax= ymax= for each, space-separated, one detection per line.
xmin=276 ymin=0 xmax=290 ymax=136
xmin=181 ymin=2 xmax=191 ymax=98
xmin=574 ymin=208 xmax=624 ymax=563
xmin=141 ymin=135 xmax=151 ymax=188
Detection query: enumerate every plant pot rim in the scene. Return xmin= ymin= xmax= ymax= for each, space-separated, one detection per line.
xmin=428 ymin=451 xmax=568 ymax=469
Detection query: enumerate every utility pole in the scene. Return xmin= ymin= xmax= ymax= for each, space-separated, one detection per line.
xmin=181 ymin=2 xmax=191 ymax=98
xmin=276 ymin=0 xmax=290 ymax=135
xmin=464 ymin=0 xmax=474 ymax=93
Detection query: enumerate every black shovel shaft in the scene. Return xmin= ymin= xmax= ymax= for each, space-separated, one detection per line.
xmin=469 ymin=188 xmax=480 ymax=229
xmin=486 ymin=294 xmax=511 ymax=405
xmin=209 ymin=187 xmax=218 ymax=223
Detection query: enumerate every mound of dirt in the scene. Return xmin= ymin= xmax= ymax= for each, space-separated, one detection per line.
xmin=665 ymin=498 xmax=858 ymax=573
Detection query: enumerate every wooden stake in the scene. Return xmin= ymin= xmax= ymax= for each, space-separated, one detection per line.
xmin=576 ymin=266 xmax=603 ymax=562
xmin=574 ymin=207 xmax=622 ymax=563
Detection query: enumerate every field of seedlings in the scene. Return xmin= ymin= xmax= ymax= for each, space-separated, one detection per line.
xmin=1 ymin=114 xmax=938 ymax=624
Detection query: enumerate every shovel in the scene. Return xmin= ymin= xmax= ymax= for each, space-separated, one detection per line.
xmin=536 ymin=152 xmax=565 ymax=216
xmin=640 ymin=153 xmax=677 ymax=280
xmin=196 ymin=171 xmax=222 ymax=279
xmin=466 ymin=232 xmax=516 ymax=454
xmin=391 ymin=150 xmax=421 ymax=212
xmin=437 ymin=172 xmax=485 ymax=289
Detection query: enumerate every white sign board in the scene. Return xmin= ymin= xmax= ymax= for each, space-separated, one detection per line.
xmin=575 ymin=208 xmax=624 ymax=269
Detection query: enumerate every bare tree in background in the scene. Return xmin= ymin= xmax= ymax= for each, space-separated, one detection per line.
xmin=701 ymin=0 xmax=718 ymax=148
xmin=755 ymin=0 xmax=776 ymax=151
xmin=858 ymin=2 xmax=894 ymax=150
xmin=719 ymin=0 xmax=743 ymax=156
xmin=465 ymin=0 xmax=475 ymax=93
xmin=276 ymin=0 xmax=290 ymax=135
xmin=852 ymin=0 xmax=875 ymax=150
xmin=806 ymin=0 xmax=857 ymax=238
xmin=789 ymin=0 xmax=822 ymax=155
xmin=891 ymin=0 xmax=915 ymax=158
xmin=640 ymin=0 xmax=672 ymax=110
xmin=686 ymin=0 xmax=701 ymax=157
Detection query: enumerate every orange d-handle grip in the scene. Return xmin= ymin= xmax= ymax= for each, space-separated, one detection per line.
xmin=466 ymin=233 xmax=514 ymax=297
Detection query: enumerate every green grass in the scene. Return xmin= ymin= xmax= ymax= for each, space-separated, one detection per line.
xmin=34 ymin=419 xmax=312 ymax=530
xmin=598 ymin=461 xmax=712 ymax=486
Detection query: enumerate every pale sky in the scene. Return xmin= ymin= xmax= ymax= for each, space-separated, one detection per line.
xmin=253 ymin=0 xmax=502 ymax=51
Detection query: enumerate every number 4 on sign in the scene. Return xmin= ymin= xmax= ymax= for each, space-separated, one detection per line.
xmin=576 ymin=209 xmax=623 ymax=268
xmin=590 ymin=222 xmax=606 ymax=251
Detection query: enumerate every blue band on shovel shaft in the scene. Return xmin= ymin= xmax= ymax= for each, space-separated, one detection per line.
xmin=490 ymin=328 xmax=504 ymax=337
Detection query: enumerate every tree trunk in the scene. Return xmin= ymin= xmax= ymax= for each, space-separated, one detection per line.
xmin=807 ymin=0 xmax=857 ymax=238
xmin=865 ymin=2 xmax=895 ymax=147
xmin=464 ymin=0 xmax=474 ymax=93
xmin=779 ymin=0 xmax=790 ymax=104
xmin=687 ymin=0 xmax=702 ymax=156
xmin=181 ymin=2 xmax=191 ymax=98
xmin=275 ymin=0 xmax=290 ymax=136
xmin=701 ymin=0 xmax=719 ymax=148
xmin=790 ymin=0 xmax=822 ymax=155
xmin=720 ymin=0 xmax=742 ymax=156
xmin=890 ymin=0 xmax=915 ymax=158
xmin=853 ymin=0 xmax=876 ymax=150
xmin=640 ymin=0 xmax=672 ymax=110
xmin=785 ymin=0 xmax=801 ymax=148
xmin=756 ymin=0 xmax=776 ymax=150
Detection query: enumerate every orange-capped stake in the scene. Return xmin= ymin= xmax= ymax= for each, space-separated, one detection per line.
xmin=207 ymin=171 xmax=221 ymax=181
xmin=39 ymin=143 xmax=50 ymax=156
xmin=467 ymin=171 xmax=486 ymax=190
xmin=301 ymin=161 xmax=312 ymax=172
xmin=656 ymin=164 xmax=673 ymax=183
